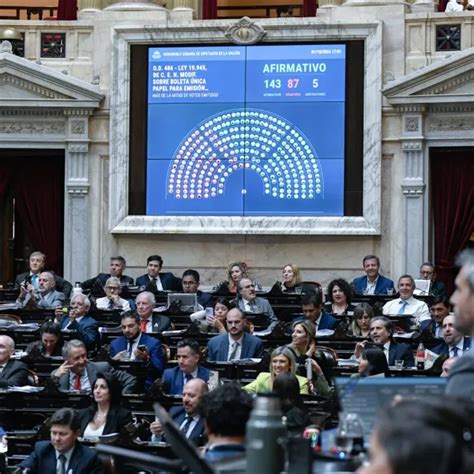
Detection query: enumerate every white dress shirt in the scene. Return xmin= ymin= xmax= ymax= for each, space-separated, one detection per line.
xmin=227 ymin=334 xmax=243 ymax=361
xmin=96 ymin=296 xmax=131 ymax=312
xmin=383 ymin=296 xmax=430 ymax=322
xmin=365 ymin=277 xmax=379 ymax=295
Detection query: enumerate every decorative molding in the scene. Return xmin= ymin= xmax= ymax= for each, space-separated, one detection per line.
xmin=395 ymin=105 xmax=426 ymax=113
xmin=428 ymin=116 xmax=474 ymax=131
xmin=401 ymin=140 xmax=423 ymax=151
xmin=401 ymin=184 xmax=425 ymax=195
xmin=0 ymin=120 xmax=65 ymax=134
xmin=0 ymin=109 xmax=63 ymax=117
xmin=67 ymin=183 xmax=90 ymax=195
xmin=420 ymin=71 xmax=474 ymax=96
xmin=64 ymin=109 xmax=95 ymax=117
xmin=225 ymin=17 xmax=266 ymax=45
xmin=429 ymin=103 xmax=474 ymax=113
xmin=67 ymin=143 xmax=88 ymax=153
xmin=0 ymin=74 xmax=70 ymax=99
xmin=70 ymin=120 xmax=85 ymax=134
xmin=404 ymin=116 xmax=419 ymax=132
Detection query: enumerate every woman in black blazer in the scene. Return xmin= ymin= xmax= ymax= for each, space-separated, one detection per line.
xmin=78 ymin=372 xmax=133 ymax=437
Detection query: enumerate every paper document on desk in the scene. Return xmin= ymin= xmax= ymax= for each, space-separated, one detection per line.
xmin=8 ymin=386 xmax=44 ymax=393
xmin=394 ymin=331 xmax=417 ymax=339
xmin=316 ymin=329 xmax=334 ymax=337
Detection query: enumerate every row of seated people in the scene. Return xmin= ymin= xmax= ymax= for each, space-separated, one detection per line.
xmin=0 ymin=291 xmax=465 ymax=398
xmin=9 ymin=251 xmax=447 ymax=302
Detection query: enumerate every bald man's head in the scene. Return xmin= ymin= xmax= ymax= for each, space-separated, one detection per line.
xmin=0 ymin=335 xmax=14 ymax=365
xmin=182 ymin=378 xmax=208 ymax=416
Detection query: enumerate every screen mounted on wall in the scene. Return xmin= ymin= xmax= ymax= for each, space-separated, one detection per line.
xmin=146 ymin=44 xmax=346 ymax=217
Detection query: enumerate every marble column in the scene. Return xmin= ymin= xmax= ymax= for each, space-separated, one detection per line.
xmin=173 ymin=0 xmax=193 ymax=7
xmin=319 ymin=0 xmax=342 ymax=8
xmin=400 ymin=111 xmax=426 ymax=276
xmin=64 ymin=110 xmax=92 ymax=284
xmin=78 ymin=0 xmax=102 ymax=10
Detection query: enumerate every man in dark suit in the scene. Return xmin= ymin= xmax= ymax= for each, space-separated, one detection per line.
xmin=17 ymin=407 xmax=103 ymax=473
xmin=16 ymin=271 xmax=65 ymax=309
xmin=81 ymin=256 xmax=134 ymax=292
xmin=57 ymin=293 xmax=98 ymax=351
xmin=110 ymin=312 xmax=165 ymax=390
xmin=151 ymin=378 xmax=208 ymax=446
xmin=420 ymin=295 xmax=450 ymax=338
xmin=352 ymin=254 xmax=395 ymax=295
xmin=135 ymin=291 xmax=172 ymax=333
xmin=433 ymin=314 xmax=471 ymax=358
xmin=447 ymin=250 xmax=474 ymax=398
xmin=0 ymin=335 xmax=29 ymax=389
xmin=355 ymin=316 xmax=414 ymax=367
xmin=207 ymin=308 xmax=265 ymax=362
xmin=298 ymin=291 xmax=337 ymax=332
xmin=136 ymin=254 xmax=181 ymax=291
xmin=162 ymin=340 xmax=210 ymax=395
xmin=52 ymin=339 xmax=136 ymax=394
xmin=14 ymin=251 xmax=72 ymax=298
xmin=419 ymin=262 xmax=448 ymax=297
xmin=181 ymin=269 xmax=213 ymax=308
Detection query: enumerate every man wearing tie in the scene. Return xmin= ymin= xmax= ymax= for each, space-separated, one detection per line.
xmin=17 ymin=407 xmax=103 ymax=473
xmin=110 ymin=312 xmax=165 ymax=390
xmin=135 ymin=255 xmax=182 ymax=292
xmin=207 ymin=308 xmax=265 ymax=362
xmin=161 ymin=340 xmax=209 ymax=395
xmin=354 ymin=316 xmax=414 ymax=367
xmin=17 ymin=271 xmax=65 ymax=309
xmin=57 ymin=294 xmax=98 ymax=351
xmin=135 ymin=291 xmax=172 ymax=333
xmin=433 ymin=314 xmax=471 ymax=358
xmin=0 ymin=335 xmax=29 ymax=389
xmin=382 ymin=275 xmax=430 ymax=324
xmin=235 ymin=278 xmax=276 ymax=326
xmin=150 ymin=378 xmax=208 ymax=446
xmin=52 ymin=339 xmax=136 ymax=394
xmin=420 ymin=295 xmax=450 ymax=338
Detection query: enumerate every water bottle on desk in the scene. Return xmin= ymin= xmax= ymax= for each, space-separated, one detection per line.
xmin=416 ymin=342 xmax=425 ymax=370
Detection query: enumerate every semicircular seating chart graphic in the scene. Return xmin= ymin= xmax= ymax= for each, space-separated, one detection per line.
xmin=167 ymin=108 xmax=324 ymax=201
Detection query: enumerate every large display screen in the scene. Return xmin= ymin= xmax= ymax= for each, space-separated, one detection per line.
xmin=146 ymin=44 xmax=346 ymax=216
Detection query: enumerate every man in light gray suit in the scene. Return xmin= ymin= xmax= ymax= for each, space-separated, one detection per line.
xmin=51 ymin=340 xmax=136 ymax=395
xmin=16 ymin=271 xmax=65 ymax=309
xmin=447 ymin=249 xmax=474 ymax=399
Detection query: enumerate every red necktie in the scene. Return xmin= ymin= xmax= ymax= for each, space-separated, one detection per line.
xmin=140 ymin=319 xmax=148 ymax=333
xmin=73 ymin=374 xmax=81 ymax=391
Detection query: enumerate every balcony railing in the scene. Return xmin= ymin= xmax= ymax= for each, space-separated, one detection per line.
xmin=217 ymin=2 xmax=304 ymax=18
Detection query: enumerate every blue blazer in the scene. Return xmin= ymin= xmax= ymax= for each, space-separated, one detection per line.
xmin=162 ymin=365 xmax=210 ymax=395
xmin=18 ymin=440 xmax=103 ymax=473
xmin=207 ymin=333 xmax=265 ymax=362
xmin=61 ymin=315 xmax=98 ymax=351
xmin=432 ymin=337 xmax=471 ymax=356
xmin=110 ymin=333 xmax=165 ymax=389
xmin=352 ymin=275 xmax=395 ymax=295
xmin=420 ymin=319 xmax=443 ymax=337
xmin=136 ymin=272 xmax=181 ymax=291
xmin=169 ymin=406 xmax=205 ymax=446
xmin=389 ymin=342 xmax=414 ymax=367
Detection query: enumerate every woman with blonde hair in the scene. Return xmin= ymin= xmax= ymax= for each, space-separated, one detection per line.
xmin=287 ymin=320 xmax=331 ymax=396
xmin=270 ymin=264 xmax=302 ymax=294
xmin=243 ymin=346 xmax=309 ymax=394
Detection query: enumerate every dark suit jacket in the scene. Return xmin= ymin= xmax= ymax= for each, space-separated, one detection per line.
xmin=446 ymin=352 xmax=474 ymax=399
xmin=169 ymin=406 xmax=205 ymax=446
xmin=110 ymin=333 xmax=165 ymax=389
xmin=352 ymin=275 xmax=395 ymax=295
xmin=430 ymin=281 xmax=448 ymax=297
xmin=18 ymin=440 xmax=104 ymax=473
xmin=432 ymin=337 xmax=471 ymax=356
xmin=420 ymin=319 xmax=443 ymax=337
xmin=162 ymin=366 xmax=210 ymax=395
xmin=81 ymin=273 xmax=134 ymax=291
xmin=318 ymin=312 xmax=338 ymax=330
xmin=150 ymin=313 xmax=172 ymax=333
xmin=389 ymin=341 xmax=414 ymax=367
xmin=15 ymin=272 xmax=73 ymax=298
xmin=0 ymin=359 xmax=29 ymax=388
xmin=78 ymin=404 xmax=133 ymax=436
xmin=136 ymin=272 xmax=181 ymax=292
xmin=53 ymin=361 xmax=136 ymax=394
xmin=197 ymin=290 xmax=213 ymax=308
xmin=207 ymin=333 xmax=265 ymax=362
xmin=60 ymin=315 xmax=98 ymax=351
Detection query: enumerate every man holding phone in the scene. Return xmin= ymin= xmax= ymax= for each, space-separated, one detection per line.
xmin=110 ymin=312 xmax=165 ymax=390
